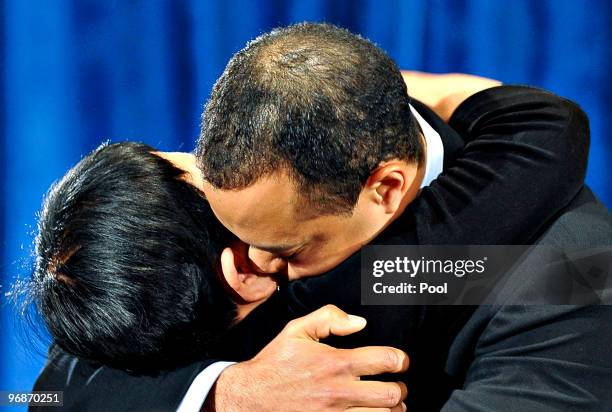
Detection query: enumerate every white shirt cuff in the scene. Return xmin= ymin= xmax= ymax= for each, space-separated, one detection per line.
xmin=176 ymin=361 xmax=236 ymax=412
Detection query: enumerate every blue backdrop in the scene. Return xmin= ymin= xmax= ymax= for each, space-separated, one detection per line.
xmin=1 ymin=0 xmax=611 ymax=401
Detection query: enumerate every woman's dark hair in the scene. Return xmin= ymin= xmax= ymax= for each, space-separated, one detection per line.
xmin=29 ymin=142 xmax=237 ymax=373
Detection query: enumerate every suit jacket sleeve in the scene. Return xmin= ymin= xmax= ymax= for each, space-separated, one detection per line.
xmin=410 ymin=85 xmax=589 ymax=245
xmin=31 ymin=342 xmax=216 ymax=412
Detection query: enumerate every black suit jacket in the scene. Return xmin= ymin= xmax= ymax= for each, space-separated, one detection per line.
xmin=245 ymin=186 xmax=612 ymax=412
xmin=438 ymin=186 xmax=612 ymax=411
xmin=217 ymin=87 xmax=612 ymax=411
xmin=32 ymin=86 xmax=600 ymax=411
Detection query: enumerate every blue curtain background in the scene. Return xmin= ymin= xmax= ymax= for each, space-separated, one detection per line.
xmin=1 ymin=0 xmax=610 ymax=400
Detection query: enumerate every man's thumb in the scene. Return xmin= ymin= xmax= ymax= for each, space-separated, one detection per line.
xmin=284 ymin=305 xmax=367 ymax=341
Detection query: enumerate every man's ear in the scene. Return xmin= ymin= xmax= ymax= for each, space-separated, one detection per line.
xmin=220 ymin=246 xmax=278 ymax=303
xmin=364 ymin=161 xmax=419 ymax=214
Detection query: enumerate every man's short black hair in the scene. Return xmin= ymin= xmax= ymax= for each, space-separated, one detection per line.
xmin=30 ymin=142 xmax=237 ymax=373
xmin=196 ymin=22 xmax=422 ymax=215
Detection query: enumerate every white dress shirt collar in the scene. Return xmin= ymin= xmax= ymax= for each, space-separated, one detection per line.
xmin=409 ymin=104 xmax=444 ymax=188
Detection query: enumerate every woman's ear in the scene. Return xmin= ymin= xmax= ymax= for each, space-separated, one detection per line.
xmin=220 ymin=246 xmax=278 ymax=303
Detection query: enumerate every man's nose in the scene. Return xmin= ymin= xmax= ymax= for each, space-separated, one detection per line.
xmin=248 ymin=248 xmax=288 ymax=274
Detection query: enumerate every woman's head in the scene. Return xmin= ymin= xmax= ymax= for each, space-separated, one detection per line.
xmin=31 ymin=142 xmax=237 ymax=373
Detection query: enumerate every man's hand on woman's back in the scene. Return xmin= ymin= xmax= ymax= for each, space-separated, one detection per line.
xmin=205 ymin=305 xmax=409 ymax=412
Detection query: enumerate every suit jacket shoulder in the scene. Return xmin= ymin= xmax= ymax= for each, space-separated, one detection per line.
xmin=444 ymin=188 xmax=612 ymax=411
